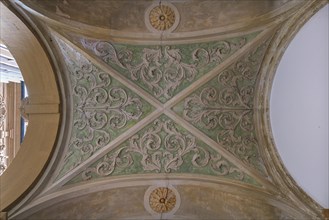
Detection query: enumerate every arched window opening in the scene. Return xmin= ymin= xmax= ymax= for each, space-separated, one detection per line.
xmin=0 ymin=41 xmax=28 ymax=176
xmin=270 ymin=4 xmax=328 ymax=208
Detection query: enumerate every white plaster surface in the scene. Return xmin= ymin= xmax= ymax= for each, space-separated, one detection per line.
xmin=270 ymin=4 xmax=329 ymax=208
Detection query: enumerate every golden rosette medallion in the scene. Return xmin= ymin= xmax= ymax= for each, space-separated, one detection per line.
xmin=149 ymin=187 xmax=177 ymax=213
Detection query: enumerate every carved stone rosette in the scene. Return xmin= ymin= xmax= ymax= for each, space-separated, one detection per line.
xmin=145 ymin=2 xmax=180 ymax=33
xmin=144 ymin=185 xmax=180 ymax=217
xmin=149 ymin=187 xmax=176 ymax=213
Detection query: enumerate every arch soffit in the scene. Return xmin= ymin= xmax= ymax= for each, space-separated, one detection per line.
xmin=0 ymin=1 xmax=60 ymax=211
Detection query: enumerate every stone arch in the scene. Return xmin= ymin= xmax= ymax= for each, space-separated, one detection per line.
xmin=0 ymin=2 xmax=60 ymax=210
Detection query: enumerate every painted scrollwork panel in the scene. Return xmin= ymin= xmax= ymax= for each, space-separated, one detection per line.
xmin=55 ymin=39 xmax=153 ymax=178
xmin=78 ymin=32 xmax=258 ymax=102
xmin=173 ymin=41 xmax=270 ymax=174
xmin=69 ymin=116 xmax=259 ymax=186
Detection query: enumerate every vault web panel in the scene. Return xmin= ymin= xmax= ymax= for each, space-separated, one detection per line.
xmin=55 ymin=38 xmax=155 ymax=179
xmin=68 ymin=115 xmax=260 ymax=186
xmin=173 ymin=40 xmax=270 ymax=174
xmin=77 ymin=32 xmax=259 ymax=103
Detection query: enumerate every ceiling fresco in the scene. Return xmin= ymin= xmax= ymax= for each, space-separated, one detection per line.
xmin=1 ymin=0 xmax=327 ymax=219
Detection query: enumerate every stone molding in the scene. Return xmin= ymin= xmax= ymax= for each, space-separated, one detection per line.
xmin=0 ymin=1 xmax=60 ymax=211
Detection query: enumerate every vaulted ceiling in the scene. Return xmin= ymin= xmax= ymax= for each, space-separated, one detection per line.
xmin=0 ymin=0 xmax=327 ymax=219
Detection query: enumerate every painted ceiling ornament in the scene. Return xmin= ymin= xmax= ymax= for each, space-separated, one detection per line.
xmin=144 ymin=185 xmax=181 ymax=218
xmin=145 ymin=1 xmax=180 ymax=33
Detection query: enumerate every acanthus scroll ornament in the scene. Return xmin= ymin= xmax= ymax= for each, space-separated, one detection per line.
xmin=56 ymin=39 xmax=146 ymax=178
xmin=81 ymin=117 xmax=245 ymax=181
xmin=180 ymin=41 xmax=270 ymax=173
xmin=81 ymin=37 xmax=247 ymax=102
xmin=65 ymin=62 xmax=143 ymax=173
